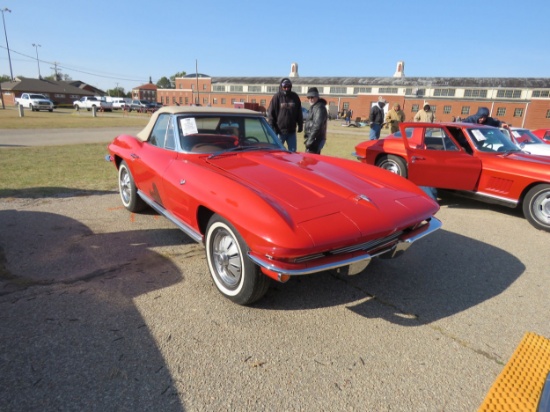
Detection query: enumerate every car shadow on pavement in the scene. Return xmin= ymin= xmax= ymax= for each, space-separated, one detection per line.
xmin=257 ymin=228 xmax=524 ymax=326
xmin=0 ymin=188 xmax=116 ymax=199
xmin=0 ymin=210 xmax=186 ymax=411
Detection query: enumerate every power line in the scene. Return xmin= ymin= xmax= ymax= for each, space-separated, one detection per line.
xmin=0 ymin=44 xmax=148 ymax=83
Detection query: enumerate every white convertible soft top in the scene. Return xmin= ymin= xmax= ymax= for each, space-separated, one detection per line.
xmin=136 ymin=106 xmax=261 ymax=142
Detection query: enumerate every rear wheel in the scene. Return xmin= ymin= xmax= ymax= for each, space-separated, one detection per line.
xmin=205 ymin=215 xmax=270 ymax=305
xmin=375 ymin=154 xmax=408 ymax=178
xmin=522 ymin=184 xmax=550 ymax=232
xmin=118 ymin=160 xmax=146 ymax=212
xmin=29 ymin=104 xmax=35 ymax=112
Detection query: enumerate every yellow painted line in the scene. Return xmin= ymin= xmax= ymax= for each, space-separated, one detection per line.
xmin=479 ymin=332 xmax=550 ymax=411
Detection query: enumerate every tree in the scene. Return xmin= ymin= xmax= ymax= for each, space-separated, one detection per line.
xmin=0 ymin=74 xmax=11 ymax=83
xmin=169 ymin=71 xmax=187 ymax=84
xmin=106 ymin=87 xmax=127 ymax=97
xmin=156 ymin=76 xmax=172 ymax=89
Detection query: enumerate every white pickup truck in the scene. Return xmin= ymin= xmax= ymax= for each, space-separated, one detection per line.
xmin=15 ymin=93 xmax=54 ymax=112
xmin=73 ymin=96 xmax=113 ymax=112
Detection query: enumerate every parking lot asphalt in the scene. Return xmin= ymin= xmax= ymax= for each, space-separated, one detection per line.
xmin=0 ymin=128 xmax=549 ymax=411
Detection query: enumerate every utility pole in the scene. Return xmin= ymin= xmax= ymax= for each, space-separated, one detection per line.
xmin=51 ymin=62 xmax=60 ymax=80
xmin=32 ymin=43 xmax=42 ymax=79
xmin=1 ymin=8 xmax=14 ymax=80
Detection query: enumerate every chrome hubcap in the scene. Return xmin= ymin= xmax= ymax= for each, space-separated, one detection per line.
xmin=212 ymin=229 xmax=242 ymax=288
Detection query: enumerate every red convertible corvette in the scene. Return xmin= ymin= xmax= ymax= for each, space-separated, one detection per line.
xmin=355 ymin=122 xmax=550 ymax=232
xmin=107 ymin=107 xmax=441 ymax=305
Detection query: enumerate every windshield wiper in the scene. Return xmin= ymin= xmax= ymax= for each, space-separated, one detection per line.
xmin=208 ymin=145 xmax=271 ymax=159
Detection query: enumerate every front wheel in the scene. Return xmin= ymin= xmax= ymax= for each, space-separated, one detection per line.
xmin=29 ymin=104 xmax=35 ymax=112
xmin=522 ymin=184 xmax=550 ymax=232
xmin=205 ymin=215 xmax=270 ymax=305
xmin=375 ymin=154 xmax=408 ymax=178
xmin=118 ymin=160 xmax=146 ymax=212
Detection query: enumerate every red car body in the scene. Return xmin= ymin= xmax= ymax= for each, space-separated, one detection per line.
xmin=107 ymin=107 xmax=441 ymax=304
xmin=355 ymin=122 xmax=550 ymax=232
xmin=532 ymin=129 xmax=550 ymax=144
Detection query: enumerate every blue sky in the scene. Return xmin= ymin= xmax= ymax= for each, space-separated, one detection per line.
xmin=1 ymin=0 xmax=549 ymax=93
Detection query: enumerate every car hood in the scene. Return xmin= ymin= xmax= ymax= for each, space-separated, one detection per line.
xmin=205 ymin=151 xmax=437 ymax=230
xmin=520 ymin=144 xmax=550 ymax=157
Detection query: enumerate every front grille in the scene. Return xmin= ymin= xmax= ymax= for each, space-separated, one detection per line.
xmin=294 ymin=230 xmax=404 ymax=263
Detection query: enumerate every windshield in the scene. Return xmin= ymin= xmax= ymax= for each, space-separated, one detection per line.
xmin=466 ymin=128 xmax=520 ymax=153
xmin=29 ymin=94 xmax=47 ymax=99
xmin=510 ymin=129 xmax=544 ymax=145
xmin=177 ymin=115 xmax=285 ymax=154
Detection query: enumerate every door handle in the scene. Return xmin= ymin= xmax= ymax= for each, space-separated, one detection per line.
xmin=411 ymin=156 xmax=425 ymax=162
xmin=130 ymin=153 xmax=139 ymax=159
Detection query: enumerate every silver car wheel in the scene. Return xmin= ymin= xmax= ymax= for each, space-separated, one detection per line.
xmin=119 ymin=166 xmax=132 ymax=207
xmin=211 ymin=226 xmax=242 ymax=289
xmin=523 ymin=184 xmax=550 ymax=231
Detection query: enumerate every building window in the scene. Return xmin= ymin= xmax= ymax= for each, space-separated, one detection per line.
xmin=342 ymin=102 xmax=350 ymax=110
xmin=405 ymin=88 xmax=425 ymax=96
xmin=248 ymin=85 xmax=261 ymax=93
xmin=203 ymin=84 xmax=206 ymax=90
xmin=240 ymin=98 xmax=245 ymax=102
xmin=353 ymin=87 xmax=372 ymax=94
xmin=229 ymin=85 xmax=243 ymax=92
xmin=431 ymin=105 xmax=437 ymax=113
xmin=464 ymin=89 xmax=488 ymax=98
xmin=411 ymin=104 xmax=419 ymax=113
xmin=179 ymin=97 xmax=183 ymax=104
xmin=434 ymin=88 xmax=456 ymax=97
xmin=496 ymin=107 xmax=506 ymax=116
xmin=496 ymin=89 xmax=521 ymax=99
xmin=213 ymin=98 xmax=218 ymax=104
xmin=266 ymin=86 xmax=279 ymax=93
xmin=221 ymin=98 xmax=226 ymax=104
xmin=329 ymin=87 xmax=347 ymax=94
xmin=260 ymin=99 xmax=266 ymax=106
xmin=443 ymin=105 xmax=451 ymax=114
xmin=513 ymin=108 xmax=524 ymax=117
xmin=294 ymin=86 xmax=303 ymax=94
xmin=213 ymin=85 xmax=225 ymax=92
xmin=185 ymin=97 xmax=189 ymax=104
xmin=461 ymin=106 xmax=470 ymax=115
xmin=231 ymin=98 xmax=236 ymax=104
xmin=191 ymin=84 xmax=195 ymax=90
xmin=251 ymin=99 xmax=256 ymax=103
xmin=532 ymin=90 xmax=550 ymax=98
xmin=546 ymin=109 xmax=550 ymax=118
xmin=203 ymin=97 xmax=208 ymax=104
xmin=378 ymin=87 xmax=398 ymax=94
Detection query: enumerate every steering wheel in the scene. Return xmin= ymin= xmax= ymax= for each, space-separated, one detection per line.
xmin=481 ymin=141 xmax=494 ymax=151
xmin=243 ymin=136 xmax=260 ymax=143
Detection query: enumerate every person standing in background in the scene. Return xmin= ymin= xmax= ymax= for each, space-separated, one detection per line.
xmin=303 ymin=87 xmax=327 ymax=154
xmin=267 ymin=78 xmax=303 ymax=152
xmin=385 ymin=102 xmax=406 ymax=133
xmin=414 ymin=102 xmax=435 ymax=122
xmin=368 ymin=97 xmax=387 ymax=140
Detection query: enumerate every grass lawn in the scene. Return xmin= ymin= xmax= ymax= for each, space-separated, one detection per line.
xmin=0 ymin=107 xmax=384 ymax=198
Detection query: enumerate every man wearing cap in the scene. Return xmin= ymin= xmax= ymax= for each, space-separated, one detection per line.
xmin=368 ymin=96 xmax=387 ymax=140
xmin=304 ymin=87 xmax=327 ymax=154
xmin=414 ymin=102 xmax=435 ymax=122
xmin=267 ymin=78 xmax=303 ymax=152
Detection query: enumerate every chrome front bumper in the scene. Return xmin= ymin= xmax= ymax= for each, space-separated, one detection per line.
xmin=248 ymin=217 xmax=442 ymax=276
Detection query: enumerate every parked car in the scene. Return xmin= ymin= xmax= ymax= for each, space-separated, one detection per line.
xmin=110 ymin=97 xmax=131 ymax=110
xmin=14 ymin=93 xmax=54 ymax=112
xmin=500 ymin=127 xmax=550 ymax=157
xmin=354 ymin=122 xmax=550 ymax=232
xmin=129 ymin=99 xmax=150 ymax=112
xmin=532 ymin=129 xmax=550 ymax=144
xmin=106 ymin=107 xmax=441 ymax=305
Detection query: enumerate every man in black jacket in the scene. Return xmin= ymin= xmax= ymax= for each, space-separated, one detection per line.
xmin=267 ymin=78 xmax=303 ymax=152
xmin=368 ymin=96 xmax=387 ymax=140
xmin=304 ymin=87 xmax=327 ymax=154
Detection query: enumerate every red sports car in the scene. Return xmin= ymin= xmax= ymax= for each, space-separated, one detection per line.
xmin=107 ymin=107 xmax=441 ymax=305
xmin=532 ymin=128 xmax=550 ymax=144
xmin=355 ymin=122 xmax=550 ymax=232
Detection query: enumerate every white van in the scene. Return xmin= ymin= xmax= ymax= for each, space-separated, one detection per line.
xmin=110 ymin=97 xmax=131 ymax=110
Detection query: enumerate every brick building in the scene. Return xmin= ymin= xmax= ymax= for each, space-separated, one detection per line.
xmin=156 ymin=62 xmax=550 ymax=130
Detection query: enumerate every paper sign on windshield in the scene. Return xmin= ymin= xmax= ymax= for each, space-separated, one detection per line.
xmin=180 ymin=118 xmax=198 ymax=136
xmin=471 ymin=130 xmax=486 ymax=141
